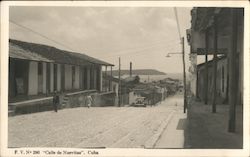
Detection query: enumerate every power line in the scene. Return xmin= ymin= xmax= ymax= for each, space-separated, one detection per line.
xmin=101 ymin=40 xmax=180 ymax=59
xmin=10 ymin=19 xmax=181 ymax=62
xmin=86 ymin=38 xmax=179 ymax=54
xmin=174 ymin=7 xmax=182 ymax=41
xmin=10 ymin=20 xmax=78 ymax=52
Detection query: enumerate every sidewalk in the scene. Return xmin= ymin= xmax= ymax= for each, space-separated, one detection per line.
xmin=184 ymin=99 xmax=243 ymax=148
xmin=154 ymin=96 xmax=187 ymax=148
xmin=154 ymin=107 xmax=187 ymax=148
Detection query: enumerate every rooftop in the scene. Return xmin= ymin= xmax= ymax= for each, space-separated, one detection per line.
xmin=9 ymin=39 xmax=114 ymax=66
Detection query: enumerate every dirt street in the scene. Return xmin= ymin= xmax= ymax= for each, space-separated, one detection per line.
xmin=9 ymin=95 xmax=184 ymax=148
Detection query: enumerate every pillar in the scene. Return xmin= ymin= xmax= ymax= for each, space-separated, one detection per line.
xmin=42 ymin=62 xmax=47 ymax=94
xmin=28 ymin=61 xmax=38 ymax=95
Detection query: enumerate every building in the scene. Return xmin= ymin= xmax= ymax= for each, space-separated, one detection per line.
xmin=9 ymin=39 xmax=114 ymax=114
xmin=102 ymin=74 xmax=120 ymax=105
xmin=197 ymin=56 xmax=227 ymax=103
xmin=188 ymin=7 xmax=244 ymax=132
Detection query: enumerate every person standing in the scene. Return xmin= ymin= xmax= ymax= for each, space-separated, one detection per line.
xmin=53 ymin=90 xmax=59 ymax=112
xmin=86 ymin=95 xmax=93 ymax=108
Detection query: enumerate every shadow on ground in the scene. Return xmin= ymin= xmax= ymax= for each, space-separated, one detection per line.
xmin=184 ymin=100 xmax=243 ymax=149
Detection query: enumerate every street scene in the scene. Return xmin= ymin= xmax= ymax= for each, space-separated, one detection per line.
xmin=9 ymin=94 xmax=186 ymax=148
xmin=6 ymin=5 xmax=244 ymax=151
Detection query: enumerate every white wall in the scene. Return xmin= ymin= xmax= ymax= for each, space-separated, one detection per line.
xmin=42 ymin=62 xmax=47 ymax=94
xmin=129 ymin=91 xmax=138 ymax=104
xmin=65 ymin=64 xmax=72 ymax=90
xmin=57 ymin=64 xmax=61 ymax=91
xmin=28 ymin=61 xmax=38 ymax=95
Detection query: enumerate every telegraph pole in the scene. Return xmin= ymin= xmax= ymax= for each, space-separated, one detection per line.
xmin=228 ymin=9 xmax=238 ymax=132
xmin=204 ymin=29 xmax=209 ymax=105
xmin=165 ymin=37 xmax=187 ymax=113
xmin=118 ymin=57 xmax=121 ymax=107
xmin=212 ymin=15 xmax=218 ymax=113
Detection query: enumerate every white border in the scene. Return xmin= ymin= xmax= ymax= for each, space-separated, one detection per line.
xmin=1 ymin=1 xmax=250 ymax=157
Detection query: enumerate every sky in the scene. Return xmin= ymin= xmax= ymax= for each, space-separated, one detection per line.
xmin=10 ymin=6 xmax=192 ymax=73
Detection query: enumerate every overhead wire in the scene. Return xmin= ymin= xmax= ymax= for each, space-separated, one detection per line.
xmin=10 ymin=19 xmax=181 ymax=60
xmin=174 ymin=7 xmax=182 ymax=41
xmin=101 ymin=40 xmax=180 ymax=59
xmin=101 ymin=40 xmax=180 ymax=58
xmin=10 ymin=20 xmax=78 ymax=52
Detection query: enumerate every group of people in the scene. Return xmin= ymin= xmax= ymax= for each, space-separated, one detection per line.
xmin=52 ymin=91 xmax=93 ymax=112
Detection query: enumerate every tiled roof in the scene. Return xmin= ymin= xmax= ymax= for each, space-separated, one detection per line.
xmin=9 ymin=43 xmax=53 ymax=62
xmin=9 ymin=39 xmax=113 ymax=66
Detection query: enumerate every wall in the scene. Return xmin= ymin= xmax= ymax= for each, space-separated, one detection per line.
xmin=62 ymin=91 xmax=115 ymax=108
xmin=197 ymin=58 xmax=227 ymax=103
xmin=65 ymin=64 xmax=72 ymax=90
xmin=129 ymin=91 xmax=138 ymax=104
xmin=28 ymin=61 xmax=38 ymax=95
xmin=92 ymin=92 xmax=116 ymax=107
xmin=14 ymin=98 xmax=54 ymax=115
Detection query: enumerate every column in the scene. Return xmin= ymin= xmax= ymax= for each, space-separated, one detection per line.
xmin=28 ymin=61 xmax=38 ymax=95
xmin=42 ymin=62 xmax=47 ymax=94
xmin=57 ymin=64 xmax=61 ymax=91
xmin=50 ymin=63 xmax=54 ymax=92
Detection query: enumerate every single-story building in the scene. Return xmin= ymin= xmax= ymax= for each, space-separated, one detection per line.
xmin=9 ymin=39 xmax=114 ymax=114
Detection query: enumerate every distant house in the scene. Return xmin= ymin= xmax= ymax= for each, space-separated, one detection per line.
xmin=8 ymin=39 xmax=114 ymax=114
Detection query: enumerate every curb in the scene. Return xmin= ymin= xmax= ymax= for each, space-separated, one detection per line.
xmin=144 ymin=110 xmax=175 ymax=148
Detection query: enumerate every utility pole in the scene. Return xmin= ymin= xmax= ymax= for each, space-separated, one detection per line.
xmin=165 ymin=37 xmax=187 ymax=113
xmin=212 ymin=15 xmax=218 ymax=113
xmin=118 ymin=57 xmax=121 ymax=107
xmin=204 ymin=29 xmax=209 ymax=105
xmin=182 ymin=37 xmax=187 ymax=113
xmin=228 ymin=9 xmax=238 ymax=132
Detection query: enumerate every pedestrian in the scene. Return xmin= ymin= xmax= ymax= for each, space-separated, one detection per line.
xmin=53 ymin=90 xmax=59 ymax=112
xmin=86 ymin=95 xmax=93 ymax=108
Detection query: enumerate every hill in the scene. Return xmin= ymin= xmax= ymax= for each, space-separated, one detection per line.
xmin=108 ymin=69 xmax=166 ymax=76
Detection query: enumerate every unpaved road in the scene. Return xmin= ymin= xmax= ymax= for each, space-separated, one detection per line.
xmin=9 ymin=95 xmax=184 ymax=148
